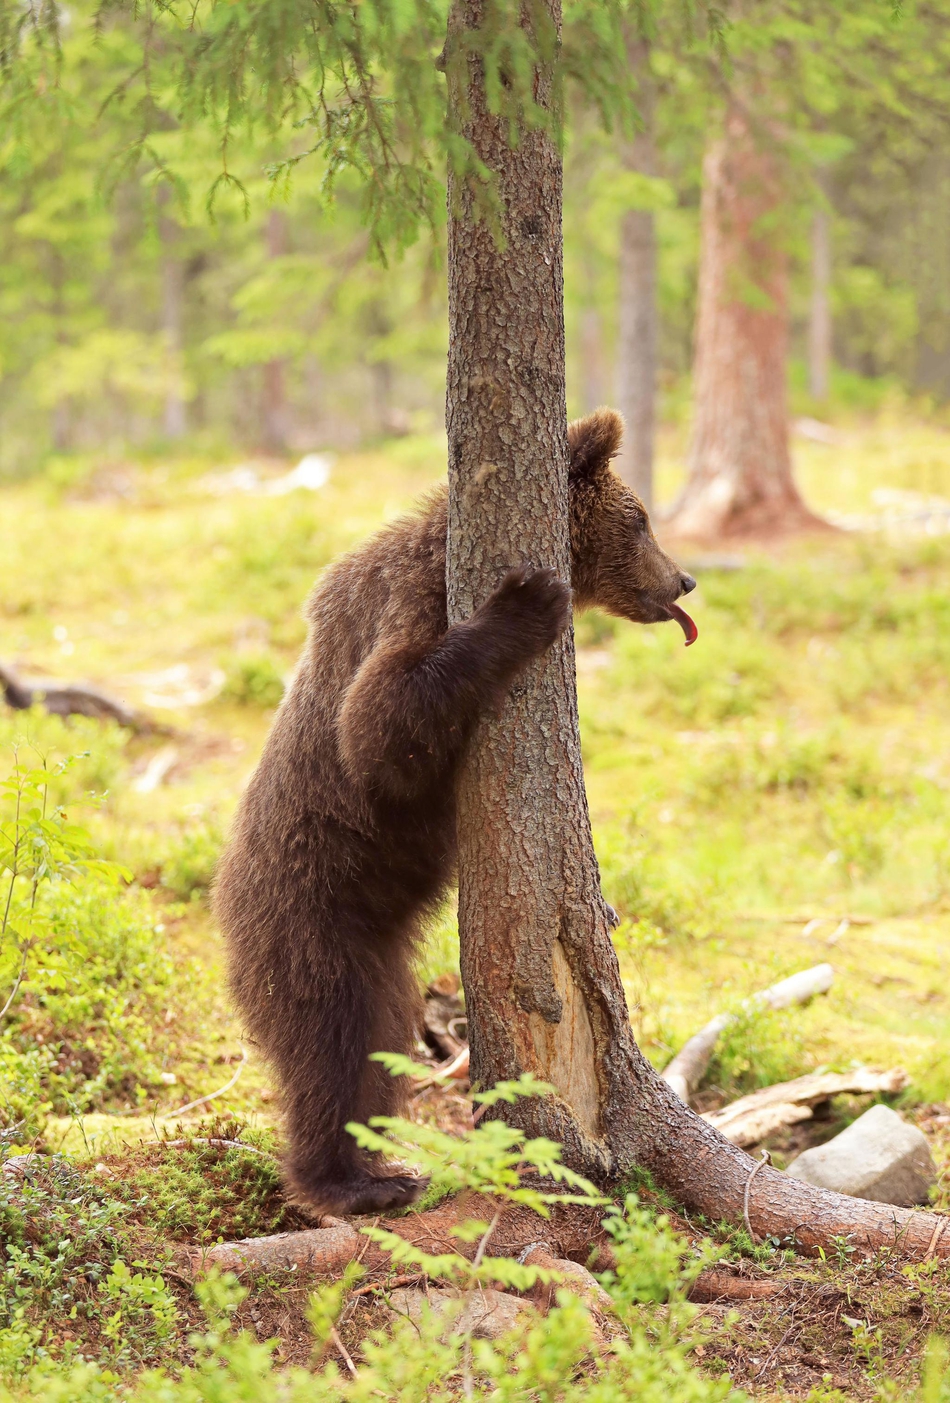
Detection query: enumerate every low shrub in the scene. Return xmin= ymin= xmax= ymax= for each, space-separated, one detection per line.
xmin=220 ymin=655 xmax=286 ymax=709
xmin=0 ymin=744 xmax=193 ymax=1130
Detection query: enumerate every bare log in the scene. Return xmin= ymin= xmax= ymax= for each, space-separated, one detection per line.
xmin=190 ymin=1218 xmax=361 ymax=1277
xmin=0 ymin=660 xmax=157 ymax=732
xmin=662 ymin=964 xmax=834 ymax=1103
xmin=703 ymin=1067 xmax=908 ymax=1148
xmin=687 ymin=1271 xmax=780 ymax=1303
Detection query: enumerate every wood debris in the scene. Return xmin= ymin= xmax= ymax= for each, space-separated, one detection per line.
xmin=662 ymin=964 xmax=834 ymax=1104
xmin=702 ymin=1067 xmax=909 ymax=1147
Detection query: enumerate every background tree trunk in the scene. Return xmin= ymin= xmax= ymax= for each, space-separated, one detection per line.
xmin=616 ymin=38 xmax=657 ymax=512
xmin=261 ymin=209 xmax=289 ymax=454
xmin=158 ymin=195 xmax=187 ymax=441
xmin=579 ymin=297 xmax=605 ymax=413
xmin=809 ymin=200 xmax=832 ymax=402
xmin=667 ymin=100 xmax=822 ymax=539
xmin=444 ymin=11 xmax=948 ymax=1258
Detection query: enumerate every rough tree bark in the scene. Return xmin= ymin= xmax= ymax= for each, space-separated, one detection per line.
xmin=808 ymin=201 xmax=832 ymax=402
xmin=444 ymin=6 xmax=949 ymax=1259
xmin=445 ymin=0 xmax=613 ymax=1175
xmin=615 ymin=37 xmax=657 ymax=512
xmin=666 ymin=100 xmax=823 ymax=539
xmin=261 ymin=209 xmax=290 ymax=454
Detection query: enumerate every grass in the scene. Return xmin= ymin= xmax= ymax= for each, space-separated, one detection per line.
xmin=3 ymin=416 xmax=950 ymax=1114
xmin=3 ymin=409 xmax=950 ymax=1392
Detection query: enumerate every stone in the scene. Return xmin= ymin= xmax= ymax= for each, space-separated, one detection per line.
xmin=546 ymin=1257 xmax=615 ymax=1314
xmin=385 ymin=1287 xmax=530 ymax=1340
xmin=785 ymin=1104 xmax=936 ymax=1206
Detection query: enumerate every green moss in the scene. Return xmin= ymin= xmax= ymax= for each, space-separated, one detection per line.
xmin=113 ymin=1126 xmax=303 ymax=1243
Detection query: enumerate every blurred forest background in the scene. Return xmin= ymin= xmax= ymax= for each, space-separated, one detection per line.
xmin=3 ymin=2 xmax=950 ymax=478
xmin=5 ymin=2 xmax=950 ymax=1395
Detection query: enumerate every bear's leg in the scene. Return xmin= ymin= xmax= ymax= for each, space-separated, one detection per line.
xmin=339 ymin=565 xmax=571 ymax=797
xmin=278 ymin=950 xmax=426 ymax=1216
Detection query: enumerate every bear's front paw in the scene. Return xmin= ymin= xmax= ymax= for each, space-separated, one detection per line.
xmin=485 ymin=565 xmax=572 ymax=656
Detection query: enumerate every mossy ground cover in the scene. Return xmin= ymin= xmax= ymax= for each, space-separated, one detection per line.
xmin=2 ymin=411 xmax=950 ymax=1395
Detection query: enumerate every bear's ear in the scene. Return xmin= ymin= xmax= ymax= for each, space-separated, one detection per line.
xmin=568 ymin=408 xmax=624 ymax=482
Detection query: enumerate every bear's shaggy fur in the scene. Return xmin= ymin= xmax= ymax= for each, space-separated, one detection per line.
xmin=213 ymin=409 xmax=696 ymax=1215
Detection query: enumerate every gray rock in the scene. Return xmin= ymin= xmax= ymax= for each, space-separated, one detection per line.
xmin=385 ymin=1287 xmax=529 ymax=1340
xmin=1 ymin=1154 xmax=43 ymax=1183
xmin=785 ymin=1104 xmax=936 ymax=1206
xmin=547 ymin=1257 xmax=615 ymax=1314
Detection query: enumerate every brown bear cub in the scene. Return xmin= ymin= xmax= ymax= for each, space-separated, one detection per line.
xmin=213 ymin=409 xmax=697 ymax=1216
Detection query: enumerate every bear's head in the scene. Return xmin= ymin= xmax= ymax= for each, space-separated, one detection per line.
xmin=568 ymin=408 xmax=697 ymax=645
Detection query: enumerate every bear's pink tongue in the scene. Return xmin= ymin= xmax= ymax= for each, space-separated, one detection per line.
xmin=669 ymin=603 xmax=698 ymax=646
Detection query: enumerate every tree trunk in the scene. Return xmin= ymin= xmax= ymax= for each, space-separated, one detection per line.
xmin=808 ymin=202 xmax=832 ymax=402
xmin=444 ymin=10 xmax=948 ymax=1260
xmin=667 ymin=101 xmax=822 ymax=539
xmin=51 ymin=253 xmax=71 ymax=452
xmin=615 ymin=40 xmax=657 ymax=512
xmin=261 ymin=209 xmax=290 ymax=454
xmin=446 ymin=0 xmax=617 ymax=1174
xmin=579 ymin=300 xmax=605 ymax=414
xmin=159 ymin=198 xmax=187 ymax=441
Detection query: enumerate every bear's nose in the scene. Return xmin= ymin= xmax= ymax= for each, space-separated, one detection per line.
xmin=679 ymin=573 xmax=697 ymax=596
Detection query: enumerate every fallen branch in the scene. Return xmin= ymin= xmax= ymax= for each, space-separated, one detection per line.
xmin=686 ymin=1271 xmax=780 ymax=1303
xmin=661 ymin=964 xmax=834 ymax=1103
xmin=146 ymin=1137 xmax=269 ymax=1156
xmin=329 ymin=1326 xmax=357 ymax=1377
xmin=702 ymin=1067 xmax=908 ymax=1148
xmin=0 ymin=660 xmax=158 ymax=733
xmin=157 ymin=1047 xmax=248 ymax=1121
xmin=192 ymin=1218 xmax=362 ymax=1277
xmin=411 ymin=1045 xmax=470 ymax=1093
xmin=352 ymin=1273 xmax=424 ymax=1298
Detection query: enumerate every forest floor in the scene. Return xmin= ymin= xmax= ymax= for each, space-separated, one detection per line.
xmin=2 ymin=407 xmax=950 ymax=1398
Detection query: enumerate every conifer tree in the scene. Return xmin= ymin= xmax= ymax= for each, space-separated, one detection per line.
xmin=6 ymin=0 xmax=950 ymax=1256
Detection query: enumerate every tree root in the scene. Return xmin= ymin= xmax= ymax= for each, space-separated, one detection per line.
xmin=184 ymin=1193 xmax=790 ymax=1312
xmin=184 ymin=1194 xmax=617 ymax=1280
xmin=615 ymin=1056 xmax=950 ymax=1262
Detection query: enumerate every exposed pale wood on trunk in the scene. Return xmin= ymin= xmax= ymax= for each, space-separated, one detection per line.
xmin=668 ymin=101 xmax=824 ymax=539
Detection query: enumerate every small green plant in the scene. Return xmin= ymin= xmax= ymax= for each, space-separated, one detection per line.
xmin=843 ymin=1313 xmax=887 ymax=1378
xmin=705 ymin=1002 xmax=807 ymax=1101
xmin=0 ymin=1152 xmax=176 ymax=1368
xmin=0 ymin=746 xmax=124 ymax=1026
xmin=117 ymin=1126 xmax=298 ymax=1243
xmin=0 ymin=742 xmax=192 ymax=1128
xmin=351 ymin=1062 xmax=603 ymax=1292
xmin=100 ymin=1259 xmax=179 ymax=1366
xmin=221 ymin=654 xmax=286 ymax=709
xmin=821 ymin=1233 xmax=857 ymax=1270
xmin=159 ymin=820 xmax=222 ymax=901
